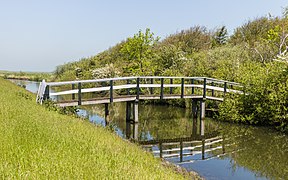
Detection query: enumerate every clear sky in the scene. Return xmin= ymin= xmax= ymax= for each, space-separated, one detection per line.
xmin=0 ymin=0 xmax=287 ymax=72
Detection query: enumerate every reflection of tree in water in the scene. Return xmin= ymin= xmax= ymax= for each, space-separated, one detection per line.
xmin=217 ymin=123 xmax=288 ymax=179
xmin=82 ymin=103 xmax=220 ymax=140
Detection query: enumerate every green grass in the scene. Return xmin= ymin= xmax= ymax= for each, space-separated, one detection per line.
xmin=0 ymin=78 xmax=188 ymax=179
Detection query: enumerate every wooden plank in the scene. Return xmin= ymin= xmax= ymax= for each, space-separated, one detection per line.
xmin=56 ymin=95 xmax=205 ymax=107
xmin=206 ymin=96 xmax=224 ymax=101
xmin=205 ymin=136 xmax=222 ymax=142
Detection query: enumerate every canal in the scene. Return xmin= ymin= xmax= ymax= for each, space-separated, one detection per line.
xmin=12 ymin=79 xmax=288 ymax=180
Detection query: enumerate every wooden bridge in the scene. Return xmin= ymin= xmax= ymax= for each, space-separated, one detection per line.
xmin=36 ymin=76 xmax=242 ymax=123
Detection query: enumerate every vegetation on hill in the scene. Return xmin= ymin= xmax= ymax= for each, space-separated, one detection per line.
xmin=52 ymin=9 xmax=288 ymax=132
xmin=0 ymin=78 xmax=195 ymax=179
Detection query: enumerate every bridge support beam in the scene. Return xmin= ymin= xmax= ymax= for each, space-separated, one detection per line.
xmin=104 ymin=103 xmax=109 ymax=126
xmin=126 ymin=120 xmax=131 ymax=139
xmin=133 ymin=122 xmax=139 ymax=140
xmin=200 ymin=100 xmax=205 ymax=120
xmin=126 ymin=102 xmax=131 ymax=122
xmin=133 ymin=101 xmax=139 ymax=123
xmin=192 ymin=100 xmax=198 ymax=119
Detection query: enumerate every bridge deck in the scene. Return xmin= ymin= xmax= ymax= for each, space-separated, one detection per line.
xmin=56 ymin=95 xmax=224 ymax=107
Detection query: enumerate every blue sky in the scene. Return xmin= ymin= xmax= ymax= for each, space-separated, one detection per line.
xmin=0 ymin=0 xmax=287 ymax=72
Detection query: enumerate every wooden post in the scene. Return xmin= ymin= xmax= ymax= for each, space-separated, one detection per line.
xmin=110 ymin=80 xmax=113 ymax=103
xmin=43 ymin=85 xmax=50 ymax=100
xmin=133 ymin=122 xmax=139 ymax=140
xmin=159 ymin=142 xmax=163 ymax=158
xmin=170 ymin=78 xmax=173 ymax=94
xmin=200 ymin=100 xmax=205 ymax=120
xmin=201 ymin=139 xmax=205 ymax=160
xmin=192 ymin=100 xmax=198 ymax=119
xmin=72 ymin=84 xmax=75 ymax=100
xmin=192 ymin=112 xmax=197 ymax=137
xmin=150 ymin=78 xmax=154 ymax=94
xmin=224 ymin=82 xmax=227 ymax=96
xmin=126 ymin=120 xmax=131 ymax=139
xmin=180 ymin=141 xmax=183 ymax=162
xmin=127 ymin=79 xmax=130 ymax=95
xmin=191 ymin=79 xmax=195 ymax=95
xmin=203 ymin=78 xmax=207 ymax=99
xmin=211 ymin=82 xmax=214 ymax=97
xmin=126 ymin=102 xmax=131 ymax=122
xmin=136 ymin=78 xmax=140 ymax=100
xmin=181 ymin=78 xmax=184 ymax=98
xmin=78 ymin=83 xmax=82 ymax=105
xmin=105 ymin=103 xmax=109 ymax=125
xmin=133 ymin=101 xmax=139 ymax=123
xmin=222 ymin=135 xmax=225 ymax=154
xmin=160 ymin=78 xmax=164 ymax=100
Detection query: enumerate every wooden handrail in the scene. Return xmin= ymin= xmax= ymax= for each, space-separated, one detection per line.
xmin=37 ymin=76 xmax=243 ymax=105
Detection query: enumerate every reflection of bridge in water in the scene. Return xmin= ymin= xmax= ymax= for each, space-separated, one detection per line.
xmin=127 ymin=118 xmax=238 ymax=164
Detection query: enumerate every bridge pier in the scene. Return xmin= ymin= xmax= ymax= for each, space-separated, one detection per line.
xmin=104 ymin=103 xmax=110 ymax=125
xmin=192 ymin=100 xmax=198 ymax=119
xmin=126 ymin=102 xmax=131 ymax=122
xmin=126 ymin=120 xmax=131 ymax=139
xmin=133 ymin=122 xmax=139 ymax=140
xmin=133 ymin=101 xmax=139 ymax=123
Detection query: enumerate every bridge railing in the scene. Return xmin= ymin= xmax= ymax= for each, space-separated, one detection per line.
xmin=36 ymin=76 xmax=242 ymax=105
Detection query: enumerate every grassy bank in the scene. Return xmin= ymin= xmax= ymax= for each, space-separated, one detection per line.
xmin=0 ymin=78 xmax=192 ymax=179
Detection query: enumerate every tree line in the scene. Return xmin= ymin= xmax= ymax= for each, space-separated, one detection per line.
xmin=53 ymin=9 xmax=288 ymax=132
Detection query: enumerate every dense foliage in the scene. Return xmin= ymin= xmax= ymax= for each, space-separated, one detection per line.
xmin=53 ymin=12 xmax=288 ymax=132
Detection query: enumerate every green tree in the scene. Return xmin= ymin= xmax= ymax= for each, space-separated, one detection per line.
xmin=120 ymin=28 xmax=159 ymax=75
xmin=213 ymin=26 xmax=228 ymax=47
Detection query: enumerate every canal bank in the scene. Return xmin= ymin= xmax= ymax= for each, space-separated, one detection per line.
xmin=10 ymin=79 xmax=288 ymax=179
xmin=0 ymin=78 xmax=195 ymax=179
